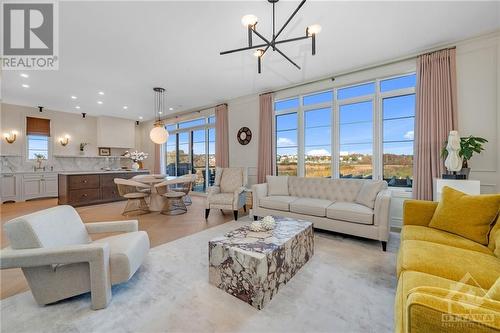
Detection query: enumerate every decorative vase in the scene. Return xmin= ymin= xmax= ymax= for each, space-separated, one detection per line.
xmin=35 ymin=159 xmax=42 ymax=169
xmin=79 ymin=150 xmax=85 ymax=156
xmin=131 ymin=162 xmax=140 ymax=171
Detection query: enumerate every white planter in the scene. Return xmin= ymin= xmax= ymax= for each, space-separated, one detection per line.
xmin=131 ymin=162 xmax=140 ymax=171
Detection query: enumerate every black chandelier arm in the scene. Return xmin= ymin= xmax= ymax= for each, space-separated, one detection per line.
xmin=262 ymin=0 xmax=307 ymax=56
xmin=219 ymin=35 xmax=310 ymax=56
xmin=274 ymin=47 xmax=301 ymax=70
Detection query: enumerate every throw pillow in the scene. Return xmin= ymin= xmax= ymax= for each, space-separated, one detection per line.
xmin=355 ymin=181 xmax=385 ymax=209
xmin=267 ymin=176 xmax=289 ymax=196
xmin=428 ymin=186 xmax=500 ymax=245
xmin=220 ymin=168 xmax=243 ymax=193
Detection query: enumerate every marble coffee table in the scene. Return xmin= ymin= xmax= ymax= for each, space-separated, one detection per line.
xmin=208 ymin=217 xmax=314 ymax=309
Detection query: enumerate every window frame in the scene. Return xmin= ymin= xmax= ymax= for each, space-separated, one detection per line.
xmin=274 ymin=72 xmax=416 ymax=188
xmin=164 ymin=116 xmax=216 ymax=192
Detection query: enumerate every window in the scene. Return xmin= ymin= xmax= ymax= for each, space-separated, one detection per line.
xmin=164 ymin=116 xmax=215 ymax=192
xmin=27 ymin=135 xmax=49 ymax=159
xmin=305 ymin=107 xmax=331 ymax=177
xmin=382 ymin=74 xmax=416 ymax=187
xmin=273 ymin=72 xmax=416 ymax=187
xmin=339 ymin=101 xmax=373 ymax=179
xmin=26 ymin=116 xmax=50 ymax=160
xmin=276 ymin=112 xmax=298 ymax=176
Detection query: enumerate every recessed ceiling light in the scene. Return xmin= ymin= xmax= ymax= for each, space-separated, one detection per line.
xmin=71 ymin=95 xmax=77 ymax=99
xmin=123 ymin=106 xmax=128 ymax=110
xmin=98 ymin=91 xmax=104 ymax=95
xmin=169 ymin=107 xmax=174 ymax=111
xmin=22 ymin=84 xmax=30 ymax=88
xmin=97 ymin=101 xmax=103 ymax=105
xmin=75 ymin=106 xmax=81 ymax=109
xmin=20 ymin=73 xmax=29 ymax=78
xmin=139 ymin=116 xmax=143 ymax=120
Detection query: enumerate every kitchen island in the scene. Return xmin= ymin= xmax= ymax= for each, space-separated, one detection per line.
xmin=58 ymin=170 xmax=149 ymax=207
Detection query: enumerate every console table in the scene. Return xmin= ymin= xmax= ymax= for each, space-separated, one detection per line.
xmin=433 ymin=178 xmax=481 ymax=201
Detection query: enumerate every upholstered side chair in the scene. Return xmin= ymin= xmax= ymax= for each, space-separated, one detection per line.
xmin=0 ymin=205 xmax=150 ymax=310
xmin=205 ymin=167 xmax=247 ymax=220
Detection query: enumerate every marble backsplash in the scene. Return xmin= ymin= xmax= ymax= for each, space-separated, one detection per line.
xmin=0 ymin=155 xmax=133 ymax=173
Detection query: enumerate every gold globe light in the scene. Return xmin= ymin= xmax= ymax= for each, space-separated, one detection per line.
xmin=149 ymin=87 xmax=169 ymax=144
xmin=149 ymin=124 xmax=169 ymax=144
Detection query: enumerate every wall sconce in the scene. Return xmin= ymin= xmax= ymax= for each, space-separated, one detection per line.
xmin=3 ymin=130 xmax=18 ymax=144
xmin=58 ymin=134 xmax=70 ymax=146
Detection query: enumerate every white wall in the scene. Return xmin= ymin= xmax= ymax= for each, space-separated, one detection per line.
xmin=0 ymin=103 xmax=141 ymax=170
xmin=228 ymin=94 xmax=260 ymax=185
xmin=456 ymin=32 xmax=500 ymax=194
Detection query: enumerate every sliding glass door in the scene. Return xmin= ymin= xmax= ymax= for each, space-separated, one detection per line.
xmin=164 ymin=116 xmax=215 ymax=192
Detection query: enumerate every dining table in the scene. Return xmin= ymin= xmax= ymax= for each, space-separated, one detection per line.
xmin=134 ymin=175 xmax=190 ymax=212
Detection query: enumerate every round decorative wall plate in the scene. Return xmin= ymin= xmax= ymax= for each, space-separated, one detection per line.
xmin=237 ymin=127 xmax=252 ymax=145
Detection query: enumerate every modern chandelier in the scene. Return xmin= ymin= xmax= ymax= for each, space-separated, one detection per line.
xmin=149 ymin=87 xmax=169 ymax=145
xmin=220 ymin=0 xmax=321 ymax=74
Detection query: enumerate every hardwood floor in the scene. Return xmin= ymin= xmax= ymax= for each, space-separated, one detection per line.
xmin=0 ymin=196 xmax=240 ymax=300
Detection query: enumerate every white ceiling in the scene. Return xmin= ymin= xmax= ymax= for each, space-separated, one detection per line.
xmin=2 ymin=1 xmax=499 ymax=121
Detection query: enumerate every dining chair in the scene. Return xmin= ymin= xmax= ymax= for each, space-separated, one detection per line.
xmin=114 ymin=178 xmax=151 ymax=216
xmin=174 ymin=174 xmax=197 ymax=205
xmin=155 ymin=180 xmax=188 ymax=215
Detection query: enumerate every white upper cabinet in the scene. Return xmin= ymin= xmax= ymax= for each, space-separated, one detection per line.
xmin=96 ymin=116 xmax=135 ymax=148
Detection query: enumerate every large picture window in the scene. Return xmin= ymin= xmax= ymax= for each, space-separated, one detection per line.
xmin=164 ymin=116 xmax=215 ymax=192
xmin=274 ymin=73 xmax=416 ymax=188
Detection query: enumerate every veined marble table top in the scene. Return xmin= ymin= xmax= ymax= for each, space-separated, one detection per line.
xmin=209 ymin=217 xmax=314 ymax=309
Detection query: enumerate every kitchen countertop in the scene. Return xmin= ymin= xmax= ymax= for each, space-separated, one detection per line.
xmin=1 ymin=170 xmax=150 ymax=175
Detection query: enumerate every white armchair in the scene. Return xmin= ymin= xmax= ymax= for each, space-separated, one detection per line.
xmin=0 ymin=205 xmax=150 ymax=310
xmin=205 ymin=167 xmax=247 ymax=220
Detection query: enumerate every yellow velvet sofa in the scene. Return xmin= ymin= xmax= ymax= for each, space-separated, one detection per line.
xmin=395 ymin=200 xmax=500 ymax=333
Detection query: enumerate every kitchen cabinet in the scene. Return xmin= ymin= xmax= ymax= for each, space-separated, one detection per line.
xmin=1 ymin=174 xmax=20 ymax=202
xmin=58 ymin=171 xmax=149 ymax=207
xmin=22 ymin=173 xmax=58 ymax=200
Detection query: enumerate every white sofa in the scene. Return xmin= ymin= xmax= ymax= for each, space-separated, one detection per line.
xmin=251 ymin=176 xmax=391 ymax=251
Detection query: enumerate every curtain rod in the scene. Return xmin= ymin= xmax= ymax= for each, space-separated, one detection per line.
xmin=270 ymin=46 xmax=456 ymax=94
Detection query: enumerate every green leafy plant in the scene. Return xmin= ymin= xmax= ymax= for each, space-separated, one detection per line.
xmin=79 ymin=142 xmax=88 ymax=151
xmin=33 ymin=153 xmax=46 ymax=160
xmin=441 ymin=135 xmax=488 ymax=168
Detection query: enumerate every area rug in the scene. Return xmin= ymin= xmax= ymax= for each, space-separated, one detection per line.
xmin=0 ymin=219 xmax=399 ymax=333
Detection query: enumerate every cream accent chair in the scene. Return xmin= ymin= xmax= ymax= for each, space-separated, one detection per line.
xmin=252 ymin=176 xmax=391 ymax=251
xmin=0 ymin=205 xmax=150 ymax=310
xmin=205 ymin=167 xmax=247 ymax=220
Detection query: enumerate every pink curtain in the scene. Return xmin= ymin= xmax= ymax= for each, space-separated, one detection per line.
xmin=413 ymin=48 xmax=458 ymax=200
xmin=257 ymin=93 xmax=274 ymax=183
xmin=154 ymin=144 xmax=161 ymax=174
xmin=215 ymin=104 xmax=229 ymax=168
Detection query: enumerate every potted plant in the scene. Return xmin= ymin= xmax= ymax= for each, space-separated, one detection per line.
xmin=79 ymin=142 xmax=88 ymax=155
xmin=441 ymin=135 xmax=488 ymax=179
xmin=33 ymin=153 xmax=46 ymax=170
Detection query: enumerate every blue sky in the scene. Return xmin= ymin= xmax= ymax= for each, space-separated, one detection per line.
xmin=276 ymin=74 xmax=416 ymax=156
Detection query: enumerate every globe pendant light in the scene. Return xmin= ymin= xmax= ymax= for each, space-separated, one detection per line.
xmin=149 ymin=87 xmax=169 ymax=144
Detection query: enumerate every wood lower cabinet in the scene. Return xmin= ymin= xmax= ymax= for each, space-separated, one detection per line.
xmin=58 ymin=171 xmax=149 ymax=207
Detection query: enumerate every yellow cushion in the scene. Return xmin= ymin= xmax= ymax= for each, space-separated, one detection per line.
xmin=401 ymin=225 xmax=493 ymax=255
xmin=488 ymin=216 xmax=500 ymax=257
xmin=397 ymin=240 xmax=500 ymax=289
xmin=428 ymin=187 xmax=500 ymax=245
xmin=487 ymin=278 xmax=500 ymax=301
xmin=395 ymin=271 xmax=487 ymax=333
